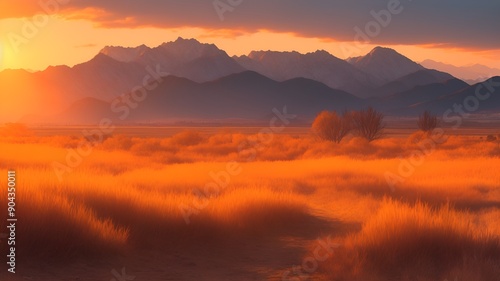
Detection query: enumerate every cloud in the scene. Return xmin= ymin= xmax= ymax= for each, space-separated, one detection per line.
xmin=2 ymin=0 xmax=500 ymax=49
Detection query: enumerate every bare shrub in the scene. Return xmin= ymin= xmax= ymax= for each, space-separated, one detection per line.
xmin=102 ymin=135 xmax=133 ymax=151
xmin=352 ymin=107 xmax=385 ymax=142
xmin=312 ymin=111 xmax=353 ymax=143
xmin=130 ymin=139 xmax=162 ymax=156
xmin=169 ymin=130 xmax=203 ymax=146
xmin=486 ymin=135 xmax=497 ymax=142
xmin=418 ymin=110 xmax=438 ymax=132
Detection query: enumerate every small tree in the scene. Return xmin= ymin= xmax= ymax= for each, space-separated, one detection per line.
xmin=486 ymin=134 xmax=500 ymax=149
xmin=352 ymin=107 xmax=385 ymax=142
xmin=312 ymin=110 xmax=352 ymax=143
xmin=486 ymin=135 xmax=497 ymax=142
xmin=417 ymin=111 xmax=438 ymax=132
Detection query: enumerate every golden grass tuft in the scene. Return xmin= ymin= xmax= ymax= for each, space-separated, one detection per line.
xmin=324 ymin=199 xmax=500 ymax=280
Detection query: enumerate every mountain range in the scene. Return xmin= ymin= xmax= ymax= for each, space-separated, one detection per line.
xmin=347 ymin=47 xmax=424 ymax=84
xmin=1 ymin=37 xmax=499 ymax=124
xmin=28 ymin=71 xmax=364 ymax=124
xmin=420 ymin=60 xmax=500 ymax=84
xmin=101 ymin=38 xmax=245 ymax=83
xmin=234 ymin=50 xmax=379 ymax=96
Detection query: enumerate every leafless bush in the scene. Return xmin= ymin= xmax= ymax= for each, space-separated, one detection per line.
xmin=418 ymin=111 xmax=438 ymax=132
xmin=352 ymin=107 xmax=385 ymax=142
xmin=486 ymin=135 xmax=497 ymax=142
xmin=312 ymin=111 xmax=353 ymax=143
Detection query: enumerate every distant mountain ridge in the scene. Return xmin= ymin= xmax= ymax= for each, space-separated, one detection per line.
xmin=365 ymin=69 xmax=456 ymax=98
xmin=347 ymin=47 xmax=425 ymax=83
xmin=25 ymin=71 xmax=365 ymax=124
xmin=370 ymin=78 xmax=471 ymax=115
xmin=407 ymin=76 xmax=500 ymax=115
xmin=420 ymin=59 xmax=500 ymax=84
xmin=234 ymin=50 xmax=381 ymax=96
xmin=100 ymin=37 xmax=245 ymax=82
xmin=2 ymin=37 xmax=499 ymax=124
xmin=24 ymin=72 xmax=500 ymax=125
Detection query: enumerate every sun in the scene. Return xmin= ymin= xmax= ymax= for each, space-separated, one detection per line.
xmin=0 ymin=41 xmax=15 ymax=71
xmin=0 ymin=41 xmax=4 ymax=70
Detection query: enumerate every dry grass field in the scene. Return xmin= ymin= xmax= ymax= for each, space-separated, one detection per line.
xmin=0 ymin=127 xmax=499 ymax=280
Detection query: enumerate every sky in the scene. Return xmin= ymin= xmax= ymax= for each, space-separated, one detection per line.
xmin=1 ymin=0 xmax=500 ymax=71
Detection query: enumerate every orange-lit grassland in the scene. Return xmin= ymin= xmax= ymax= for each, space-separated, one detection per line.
xmin=0 ymin=129 xmax=499 ymax=280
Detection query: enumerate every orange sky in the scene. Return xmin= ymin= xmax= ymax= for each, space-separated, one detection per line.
xmin=1 ymin=14 xmax=500 ymax=71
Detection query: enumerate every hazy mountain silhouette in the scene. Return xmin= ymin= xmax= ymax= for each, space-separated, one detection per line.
xmin=421 ymin=60 xmax=500 ymax=84
xmin=371 ymin=78 xmax=470 ymax=114
xmin=53 ymin=97 xmax=114 ymax=124
xmin=0 ymin=53 xmax=151 ymax=121
xmin=406 ymin=76 xmax=500 ymax=115
xmin=347 ymin=47 xmax=424 ymax=84
xmin=365 ymin=69 xmax=456 ymax=98
xmin=234 ymin=50 xmax=381 ymax=95
xmin=368 ymin=76 xmax=499 ymax=116
xmin=26 ymin=71 xmax=365 ymax=124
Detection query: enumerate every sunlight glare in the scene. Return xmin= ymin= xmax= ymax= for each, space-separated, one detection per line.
xmin=0 ymin=42 xmax=4 ymax=70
